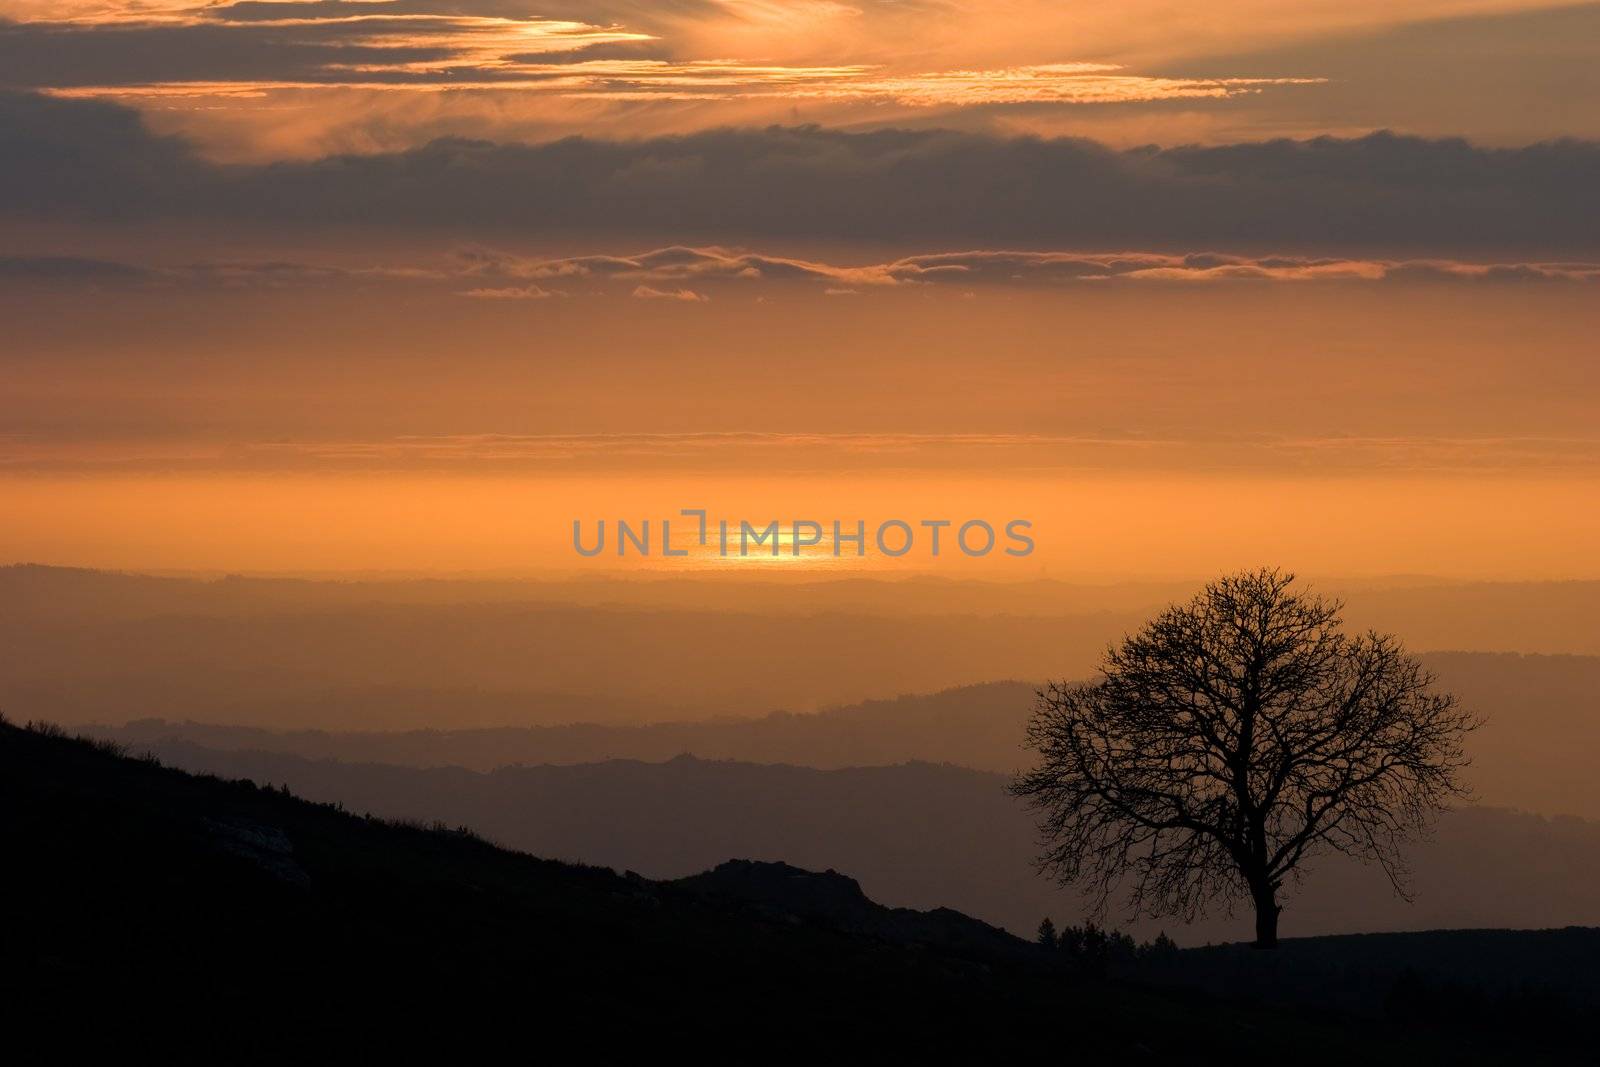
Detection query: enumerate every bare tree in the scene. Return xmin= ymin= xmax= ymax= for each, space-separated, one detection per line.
xmin=1010 ymin=569 xmax=1478 ymax=948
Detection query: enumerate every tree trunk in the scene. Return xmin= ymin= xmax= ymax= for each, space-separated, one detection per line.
xmin=1251 ymin=885 xmax=1280 ymax=949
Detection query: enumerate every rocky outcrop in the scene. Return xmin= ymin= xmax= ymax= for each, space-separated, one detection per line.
xmin=672 ymin=859 xmax=1034 ymax=961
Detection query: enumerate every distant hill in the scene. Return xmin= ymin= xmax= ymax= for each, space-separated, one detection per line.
xmin=107 ymin=739 xmax=1600 ymax=944
xmin=5 ymin=716 xmax=1521 ymax=1062
xmin=95 ymin=682 xmax=1041 ymax=772
xmin=94 ymin=651 xmax=1600 ymax=818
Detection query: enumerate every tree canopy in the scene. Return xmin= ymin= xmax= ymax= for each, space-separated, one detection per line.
xmin=1011 ymin=569 xmax=1478 ymax=947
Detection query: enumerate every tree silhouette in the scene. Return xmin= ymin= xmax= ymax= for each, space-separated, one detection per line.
xmin=1011 ymin=569 xmax=1478 ymax=948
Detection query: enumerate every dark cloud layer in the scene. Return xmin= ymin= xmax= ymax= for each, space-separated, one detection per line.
xmin=0 ymin=19 xmax=666 ymax=87
xmin=0 ymin=25 xmax=434 ymax=87
xmin=3 ymin=91 xmax=1598 ymax=251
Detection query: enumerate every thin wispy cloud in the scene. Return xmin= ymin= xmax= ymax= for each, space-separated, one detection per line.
xmin=630 ymin=284 xmax=710 ymax=302
xmin=8 ymin=248 xmax=1596 ymax=295
xmin=457 ymin=283 xmax=559 ymax=299
xmin=9 ymin=2 xmax=1317 ymax=108
xmin=9 ymin=429 xmax=1600 ymax=476
xmin=834 ymin=66 xmax=1322 ymax=107
xmin=463 ymin=247 xmax=1600 ymax=288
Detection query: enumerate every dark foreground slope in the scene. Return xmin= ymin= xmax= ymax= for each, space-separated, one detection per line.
xmin=108 ymin=740 xmax=1600 ymax=942
xmin=0 ymin=719 xmax=1563 ymax=1063
xmin=2 ymin=719 xmax=1067 ymax=1058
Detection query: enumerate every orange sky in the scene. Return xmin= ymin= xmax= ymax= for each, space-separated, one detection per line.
xmin=3 ymin=2 xmax=1598 ymax=581
xmin=3 ymin=277 xmax=1598 ymax=578
xmin=4 ymin=471 xmax=1598 ymax=579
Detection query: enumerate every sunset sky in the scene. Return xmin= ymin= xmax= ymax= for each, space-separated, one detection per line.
xmin=3 ymin=0 xmax=1598 ymax=577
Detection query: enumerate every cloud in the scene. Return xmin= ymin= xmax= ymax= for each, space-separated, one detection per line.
xmin=456 ymin=284 xmax=559 ymax=299
xmin=460 ymin=245 xmax=897 ymax=286
xmin=0 ymin=254 xmax=153 ymax=281
xmin=0 ymin=3 xmax=660 ymax=89
xmin=3 ymin=92 xmax=1597 ymax=251
xmin=0 ymin=251 xmax=444 ymax=288
xmin=10 ymin=0 xmax=1593 ymax=158
xmin=469 ymin=247 xmax=1600 ymax=289
xmin=836 ymin=66 xmax=1321 ymax=107
xmin=10 ymin=429 xmax=1600 ymax=476
xmin=0 ymin=0 xmax=1320 ymax=114
xmin=631 ymin=284 xmax=708 ymax=301
xmin=3 ymin=243 xmax=1597 ymax=295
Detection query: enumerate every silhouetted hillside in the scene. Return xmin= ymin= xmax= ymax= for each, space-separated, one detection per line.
xmin=1138 ymin=928 xmax=1600 ymax=1019
xmin=4 ymin=717 xmax=1514 ymax=1062
xmin=111 ymin=741 xmax=1600 ymax=943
